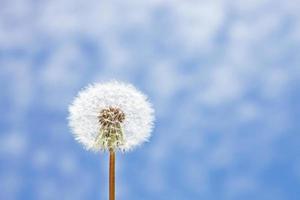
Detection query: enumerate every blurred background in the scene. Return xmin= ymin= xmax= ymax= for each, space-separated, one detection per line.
xmin=0 ymin=0 xmax=300 ymax=199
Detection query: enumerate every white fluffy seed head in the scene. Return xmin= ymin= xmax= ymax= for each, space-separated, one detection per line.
xmin=68 ymin=81 xmax=155 ymax=152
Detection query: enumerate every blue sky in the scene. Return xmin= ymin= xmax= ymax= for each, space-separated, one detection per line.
xmin=0 ymin=0 xmax=300 ymax=199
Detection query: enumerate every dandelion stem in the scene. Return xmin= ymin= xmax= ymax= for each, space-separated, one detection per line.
xmin=109 ymin=150 xmax=115 ymax=200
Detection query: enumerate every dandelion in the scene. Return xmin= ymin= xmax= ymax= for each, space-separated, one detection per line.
xmin=68 ymin=81 xmax=154 ymax=200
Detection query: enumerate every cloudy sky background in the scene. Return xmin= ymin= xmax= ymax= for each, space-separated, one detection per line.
xmin=0 ymin=0 xmax=300 ymax=199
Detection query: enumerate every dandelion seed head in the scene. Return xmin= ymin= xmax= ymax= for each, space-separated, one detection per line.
xmin=68 ymin=81 xmax=155 ymax=152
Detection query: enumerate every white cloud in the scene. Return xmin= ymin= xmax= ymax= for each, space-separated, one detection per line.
xmin=199 ymin=66 xmax=244 ymax=106
xmin=169 ymin=0 xmax=225 ymax=51
xmin=32 ymin=148 xmax=51 ymax=170
xmin=57 ymin=153 xmax=79 ymax=175
xmin=237 ymin=102 xmax=260 ymax=122
xmin=0 ymin=132 xmax=27 ymax=157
